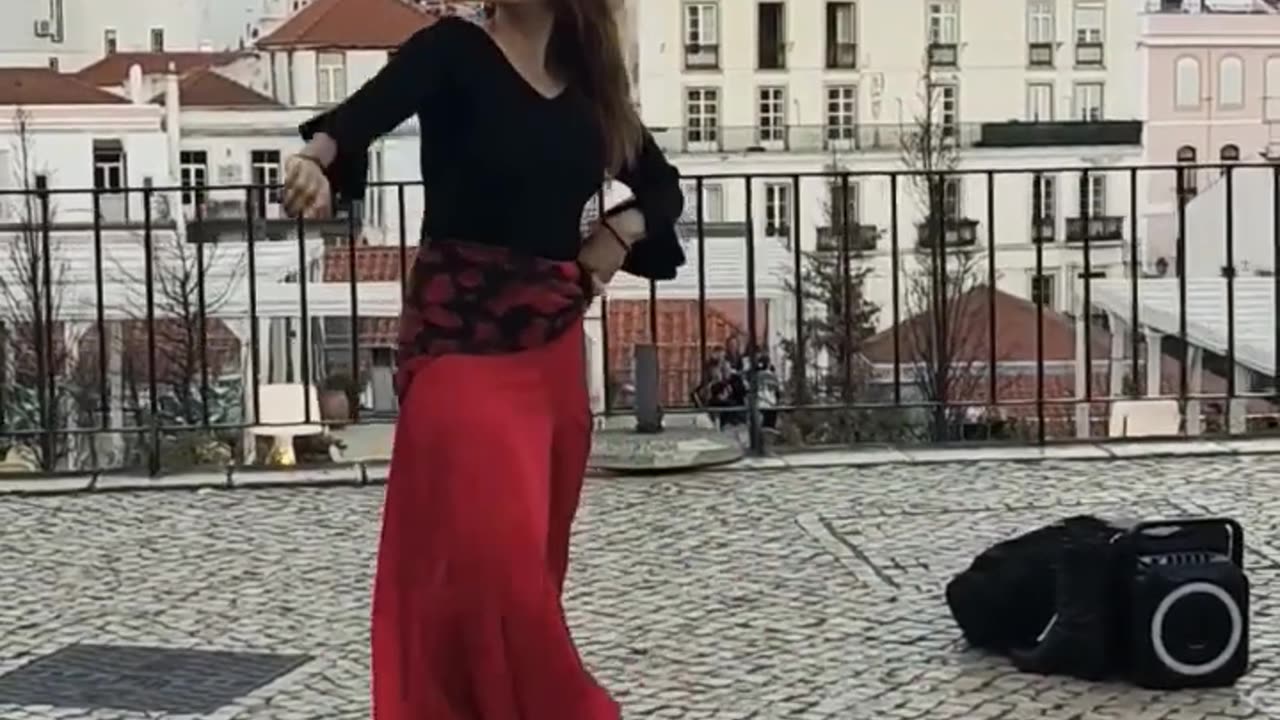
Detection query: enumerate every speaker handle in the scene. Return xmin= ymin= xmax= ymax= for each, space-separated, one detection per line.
xmin=1130 ymin=518 xmax=1244 ymax=568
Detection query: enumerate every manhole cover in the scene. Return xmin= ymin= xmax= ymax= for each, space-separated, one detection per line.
xmin=0 ymin=644 xmax=312 ymax=714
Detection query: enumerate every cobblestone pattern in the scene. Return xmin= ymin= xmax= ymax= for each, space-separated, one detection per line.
xmin=0 ymin=455 xmax=1278 ymax=718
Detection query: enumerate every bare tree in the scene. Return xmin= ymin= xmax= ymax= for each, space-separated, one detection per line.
xmin=0 ymin=107 xmax=80 ymax=470
xmin=112 ymin=224 xmax=245 ymax=467
xmin=897 ymin=55 xmax=991 ymax=440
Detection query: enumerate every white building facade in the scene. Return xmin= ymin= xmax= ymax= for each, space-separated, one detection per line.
xmin=632 ymin=0 xmax=1146 ymax=326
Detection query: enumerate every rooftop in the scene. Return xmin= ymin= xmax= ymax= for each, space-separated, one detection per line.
xmin=0 ymin=68 xmax=127 ymax=106
xmin=76 ymin=51 xmax=249 ymax=86
xmin=257 ymin=0 xmax=435 ymax=49
xmin=151 ymin=68 xmax=279 ymax=107
xmin=1 ymin=446 xmax=1278 ymax=717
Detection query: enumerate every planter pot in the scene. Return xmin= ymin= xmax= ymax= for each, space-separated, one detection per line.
xmin=320 ymin=389 xmax=351 ymax=424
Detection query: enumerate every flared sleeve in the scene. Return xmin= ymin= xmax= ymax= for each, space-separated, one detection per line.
xmin=612 ymin=129 xmax=686 ymax=281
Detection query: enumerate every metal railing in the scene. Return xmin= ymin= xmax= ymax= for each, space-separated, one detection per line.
xmin=0 ymin=161 xmax=1274 ymax=476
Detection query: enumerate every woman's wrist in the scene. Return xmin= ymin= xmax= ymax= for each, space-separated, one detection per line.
xmin=599 ymin=219 xmax=631 ymax=255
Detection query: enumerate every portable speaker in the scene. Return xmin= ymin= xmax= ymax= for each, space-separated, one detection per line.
xmin=1121 ymin=518 xmax=1249 ymax=689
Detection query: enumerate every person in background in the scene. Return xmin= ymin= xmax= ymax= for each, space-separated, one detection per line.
xmin=280 ymin=0 xmax=685 ymax=717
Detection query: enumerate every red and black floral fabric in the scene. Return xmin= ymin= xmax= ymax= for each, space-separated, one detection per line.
xmin=394 ymin=239 xmax=590 ymax=396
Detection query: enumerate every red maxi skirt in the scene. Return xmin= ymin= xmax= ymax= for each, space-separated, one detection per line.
xmin=370 ymin=314 xmax=618 ymax=719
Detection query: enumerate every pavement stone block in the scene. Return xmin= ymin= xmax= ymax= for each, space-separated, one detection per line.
xmin=2 ymin=454 xmax=1280 ymax=718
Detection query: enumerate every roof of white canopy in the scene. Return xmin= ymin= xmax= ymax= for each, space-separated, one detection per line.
xmin=1090 ymin=277 xmax=1278 ymax=376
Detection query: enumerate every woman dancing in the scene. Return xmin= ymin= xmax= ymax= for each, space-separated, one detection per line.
xmin=280 ymin=1 xmax=685 ymax=717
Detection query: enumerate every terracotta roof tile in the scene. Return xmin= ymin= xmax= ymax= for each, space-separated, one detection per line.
xmin=150 ymin=68 xmax=280 ymax=107
xmin=0 ymin=68 xmax=128 ymax=105
xmin=257 ymin=0 xmax=436 ymax=49
xmin=77 ymin=52 xmax=248 ymax=86
xmin=323 ymin=246 xmax=408 ymax=283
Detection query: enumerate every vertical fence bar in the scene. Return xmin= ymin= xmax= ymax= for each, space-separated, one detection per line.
xmin=92 ymin=190 xmax=110 ymax=444
xmin=985 ymin=171 xmax=997 ymax=408
xmin=1081 ymin=169 xmax=1094 ymax=411
xmin=889 ymin=173 xmax=902 ymax=405
xmin=695 ymin=177 xmax=708 ymax=370
xmin=647 ymin=280 xmax=658 ymax=344
xmin=195 ymin=192 xmax=211 ymax=427
xmin=244 ymin=187 xmax=262 ymax=425
xmin=397 ymin=183 xmax=408 ymax=298
xmin=1274 ymin=166 xmax=1280 ymax=406
xmin=838 ymin=173 xmax=852 ymax=405
xmin=1176 ymin=167 xmax=1190 ymax=414
xmin=1224 ymin=166 xmax=1237 ymax=427
xmin=1033 ymin=173 xmax=1046 ymax=445
xmin=1129 ymin=167 xmax=1141 ymax=398
xmin=143 ymin=186 xmax=160 ymax=474
xmin=744 ymin=176 xmax=762 ymax=453
xmin=347 ymin=206 xmax=361 ymax=423
xmin=296 ymin=215 xmax=312 ymax=423
xmin=600 ymin=293 xmax=612 ymax=414
xmin=790 ymin=174 xmax=805 ymax=405
xmin=37 ymin=187 xmax=54 ymax=471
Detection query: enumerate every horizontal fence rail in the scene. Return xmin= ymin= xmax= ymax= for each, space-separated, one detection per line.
xmin=0 ymin=161 xmax=1275 ymax=476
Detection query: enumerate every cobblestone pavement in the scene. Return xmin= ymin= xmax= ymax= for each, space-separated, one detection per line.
xmin=1 ymin=454 xmax=1279 ymax=719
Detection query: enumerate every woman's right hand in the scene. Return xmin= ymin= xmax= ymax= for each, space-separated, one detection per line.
xmin=282 ymin=154 xmax=332 ymax=219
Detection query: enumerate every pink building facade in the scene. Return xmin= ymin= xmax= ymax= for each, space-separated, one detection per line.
xmin=1140 ymin=0 xmax=1280 ymax=270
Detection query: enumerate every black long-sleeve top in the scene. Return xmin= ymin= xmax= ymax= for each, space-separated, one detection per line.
xmin=299 ymin=16 xmax=686 ymax=280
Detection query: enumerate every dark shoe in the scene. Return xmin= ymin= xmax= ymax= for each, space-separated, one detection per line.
xmin=1010 ymin=532 xmax=1112 ymax=681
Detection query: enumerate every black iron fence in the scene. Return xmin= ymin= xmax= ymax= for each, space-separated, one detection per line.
xmin=0 ymin=161 xmax=1276 ymax=476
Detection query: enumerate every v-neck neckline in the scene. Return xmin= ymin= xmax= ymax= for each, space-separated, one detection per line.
xmin=469 ymin=20 xmax=568 ymax=102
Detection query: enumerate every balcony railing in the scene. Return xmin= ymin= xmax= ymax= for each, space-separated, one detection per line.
xmin=1075 ymin=42 xmax=1104 ymax=66
xmin=759 ymin=44 xmax=786 ymax=70
xmin=1032 ymin=217 xmax=1056 ymax=243
xmin=0 ymin=162 xmax=1267 ymax=478
xmin=827 ymin=41 xmax=857 ymax=69
xmin=651 ymin=120 xmax=1141 ymax=155
xmin=1066 ymin=216 xmax=1125 ymax=242
xmin=928 ymin=43 xmax=958 ymax=67
xmin=684 ymin=42 xmax=719 ymax=70
xmin=816 ymin=224 xmax=879 ymax=252
xmin=1028 ymin=42 xmax=1054 ymax=67
xmin=917 ymin=218 xmax=979 ymax=248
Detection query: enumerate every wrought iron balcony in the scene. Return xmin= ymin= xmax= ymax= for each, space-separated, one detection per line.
xmin=684 ymin=42 xmax=719 ymax=70
xmin=1032 ymin=216 xmax=1056 ymax=243
xmin=1028 ymin=42 xmax=1054 ymax=67
xmin=816 ymin=224 xmax=879 ymax=252
xmin=827 ymin=41 xmax=856 ymax=69
xmin=916 ymin=218 xmax=979 ymax=248
xmin=1075 ymin=42 xmax=1104 ymax=66
xmin=928 ymin=43 xmax=958 ymax=67
xmin=1066 ymin=216 xmax=1124 ymax=242
xmin=975 ymin=120 xmax=1142 ymax=148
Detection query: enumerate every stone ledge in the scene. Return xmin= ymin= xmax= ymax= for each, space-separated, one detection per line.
xmin=2 ymin=437 xmax=1279 ymax=495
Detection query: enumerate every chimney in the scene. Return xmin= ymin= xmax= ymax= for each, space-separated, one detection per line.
xmin=127 ymin=64 xmax=145 ymax=104
xmin=164 ymin=62 xmax=181 ymax=184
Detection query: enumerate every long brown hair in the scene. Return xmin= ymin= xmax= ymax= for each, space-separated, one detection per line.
xmin=547 ymin=0 xmax=644 ymax=175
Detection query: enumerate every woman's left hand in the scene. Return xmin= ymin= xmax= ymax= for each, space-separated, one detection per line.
xmin=578 ymin=221 xmax=630 ymax=295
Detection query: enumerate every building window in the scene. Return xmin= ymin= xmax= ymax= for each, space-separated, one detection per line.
xmin=826 ymin=2 xmax=857 ymax=69
xmin=764 ymin=182 xmax=792 ymax=241
xmin=684 ymin=87 xmax=720 ymax=147
xmin=103 ymin=29 xmax=117 ymax=55
xmin=250 ymin=149 xmax=282 ymax=217
xmin=1027 ymin=82 xmax=1053 ymax=121
xmin=1218 ymin=56 xmax=1244 ymax=108
xmin=680 ymin=181 xmax=724 ymax=222
xmin=683 ymin=2 xmax=720 ymax=70
xmin=1220 ymin=144 xmax=1241 ymax=163
xmin=757 ymin=2 xmax=785 ymax=70
xmin=1176 ymin=145 xmax=1197 ymax=201
xmin=1028 ymin=0 xmax=1055 ymax=66
xmin=1031 ymin=273 xmax=1056 ymax=307
xmin=317 ymin=52 xmax=347 ymax=105
xmin=179 ymin=150 xmax=208 ymax=208
xmin=825 ymin=85 xmax=858 ymax=147
xmin=92 ymin=140 xmax=125 ymax=191
xmin=1079 ymin=173 xmax=1106 ymax=217
xmin=756 ymin=86 xmax=786 ymax=145
xmin=935 ymin=83 xmax=959 ymax=138
xmin=1073 ymin=82 xmax=1103 ymax=120
xmin=927 ymin=1 xmax=959 ymax=67
xmin=150 ymin=27 xmax=165 ymax=52
xmin=1174 ymin=56 xmax=1201 ymax=109
xmin=1032 ymin=174 xmax=1056 ymax=241
xmin=1267 ymin=57 xmax=1280 ymax=121
xmin=1073 ymin=1 xmax=1104 ymax=66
